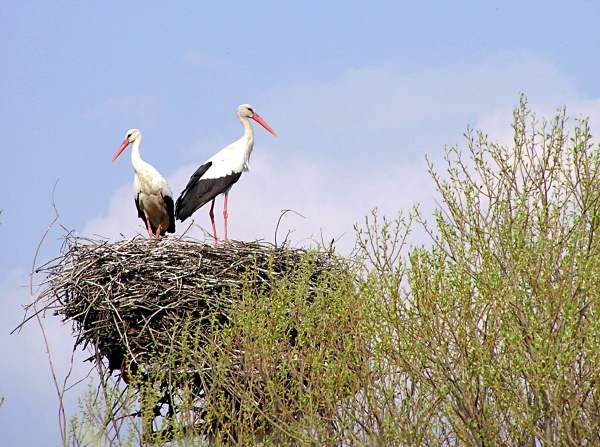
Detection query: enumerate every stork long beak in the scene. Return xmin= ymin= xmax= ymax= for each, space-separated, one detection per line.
xmin=251 ymin=113 xmax=278 ymax=136
xmin=112 ymin=138 xmax=130 ymax=162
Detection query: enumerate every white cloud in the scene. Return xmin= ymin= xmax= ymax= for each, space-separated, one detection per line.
xmin=259 ymin=52 xmax=580 ymax=163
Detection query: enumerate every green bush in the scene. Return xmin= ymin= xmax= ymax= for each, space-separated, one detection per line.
xmin=350 ymin=97 xmax=600 ymax=446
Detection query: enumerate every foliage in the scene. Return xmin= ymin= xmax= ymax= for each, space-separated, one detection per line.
xmin=351 ymin=96 xmax=600 ymax=446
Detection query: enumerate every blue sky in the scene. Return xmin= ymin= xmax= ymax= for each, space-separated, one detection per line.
xmin=2 ymin=1 xmax=600 ymax=444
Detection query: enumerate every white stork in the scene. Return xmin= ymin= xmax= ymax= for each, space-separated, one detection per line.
xmin=175 ymin=104 xmax=277 ymax=241
xmin=112 ymin=128 xmax=176 ymax=239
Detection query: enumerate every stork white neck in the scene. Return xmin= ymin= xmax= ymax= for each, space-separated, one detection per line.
xmin=130 ymin=134 xmax=147 ymax=174
xmin=237 ymin=114 xmax=255 ymax=170
xmin=239 ymin=114 xmax=254 ymax=147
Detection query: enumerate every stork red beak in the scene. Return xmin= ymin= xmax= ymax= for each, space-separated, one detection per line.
xmin=251 ymin=113 xmax=277 ymax=136
xmin=112 ymin=138 xmax=130 ymax=162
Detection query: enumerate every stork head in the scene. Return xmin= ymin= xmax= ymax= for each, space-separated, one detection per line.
xmin=237 ymin=104 xmax=277 ymax=136
xmin=113 ymin=128 xmax=142 ymax=162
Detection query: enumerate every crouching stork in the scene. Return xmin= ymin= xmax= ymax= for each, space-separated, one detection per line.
xmin=112 ymin=128 xmax=175 ymax=239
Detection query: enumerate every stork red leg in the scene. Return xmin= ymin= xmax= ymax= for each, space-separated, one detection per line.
xmin=145 ymin=215 xmax=153 ymax=239
xmin=209 ymin=199 xmax=217 ymax=243
xmin=223 ymin=192 xmax=229 ymax=242
xmin=155 ymin=224 xmax=162 ymax=240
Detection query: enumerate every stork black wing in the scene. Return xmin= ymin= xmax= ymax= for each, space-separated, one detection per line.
xmin=175 ymin=161 xmax=242 ymax=221
xmin=134 ymin=194 xmax=145 ymax=220
xmin=163 ymin=194 xmax=176 ymax=233
xmin=176 ymin=162 xmax=213 ymax=221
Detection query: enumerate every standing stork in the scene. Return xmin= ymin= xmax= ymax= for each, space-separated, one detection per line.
xmin=175 ymin=104 xmax=277 ymax=242
xmin=112 ymin=128 xmax=175 ymax=239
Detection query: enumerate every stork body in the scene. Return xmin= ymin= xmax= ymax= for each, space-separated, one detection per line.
xmin=113 ymin=129 xmax=175 ymax=239
xmin=175 ymin=104 xmax=277 ymax=242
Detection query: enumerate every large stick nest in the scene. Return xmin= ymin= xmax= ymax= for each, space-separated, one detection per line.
xmin=34 ymin=235 xmax=348 ymax=440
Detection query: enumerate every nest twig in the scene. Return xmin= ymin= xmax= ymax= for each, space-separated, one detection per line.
xmin=29 ymin=235 xmax=343 ymax=441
